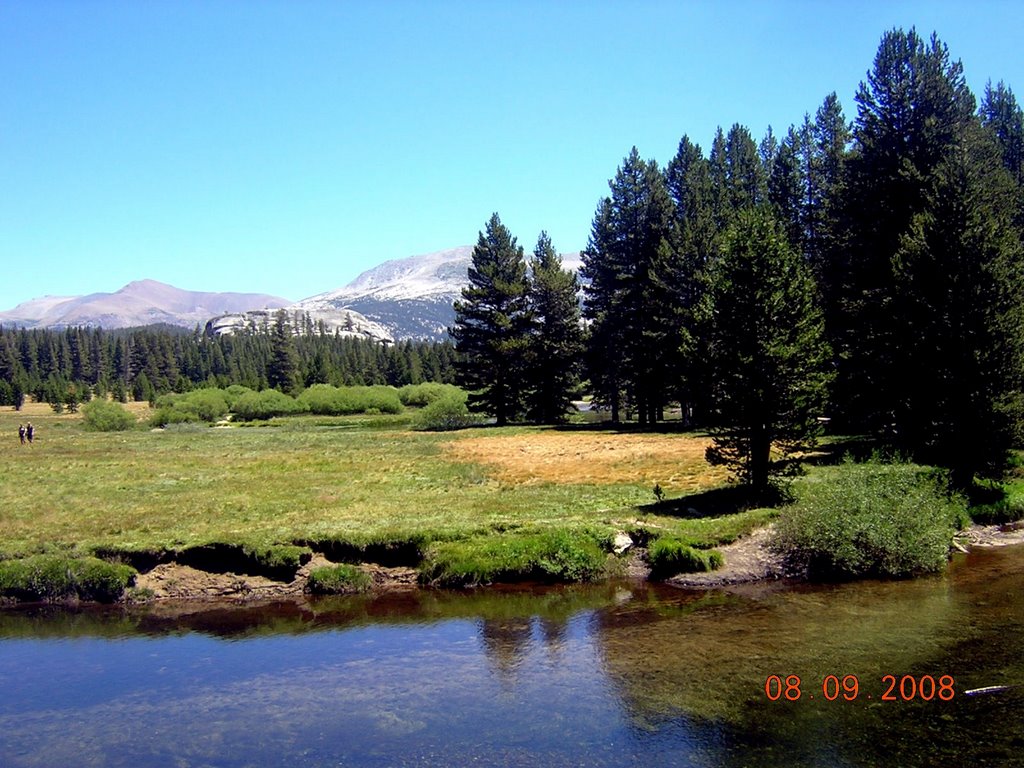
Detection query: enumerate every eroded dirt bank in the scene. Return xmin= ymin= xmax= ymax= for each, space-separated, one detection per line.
xmin=125 ymin=523 xmax=1024 ymax=601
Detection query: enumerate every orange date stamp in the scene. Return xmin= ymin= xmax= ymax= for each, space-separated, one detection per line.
xmin=764 ymin=674 xmax=956 ymax=702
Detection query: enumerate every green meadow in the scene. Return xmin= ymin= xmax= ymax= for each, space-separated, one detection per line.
xmin=1 ymin=402 xmax=772 ymax=591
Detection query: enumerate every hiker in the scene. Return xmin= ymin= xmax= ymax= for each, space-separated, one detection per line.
xmin=18 ymin=424 xmax=26 ymax=444
xmin=26 ymin=422 xmax=33 ymax=444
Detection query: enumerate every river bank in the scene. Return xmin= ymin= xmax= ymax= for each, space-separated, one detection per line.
xmin=109 ymin=521 xmax=1024 ymax=603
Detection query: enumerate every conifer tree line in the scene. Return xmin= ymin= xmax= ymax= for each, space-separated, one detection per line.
xmin=452 ymin=28 xmax=1024 ymax=491
xmin=0 ymin=322 xmax=456 ymax=409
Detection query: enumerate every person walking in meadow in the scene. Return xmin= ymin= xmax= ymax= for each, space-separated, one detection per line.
xmin=18 ymin=424 xmax=26 ymax=444
xmin=26 ymin=422 xmax=33 ymax=444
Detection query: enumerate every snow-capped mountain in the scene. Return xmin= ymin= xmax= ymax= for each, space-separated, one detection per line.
xmin=303 ymin=246 xmax=475 ymax=305
xmin=293 ymin=246 xmax=473 ymax=341
xmin=298 ymin=246 xmax=583 ymax=341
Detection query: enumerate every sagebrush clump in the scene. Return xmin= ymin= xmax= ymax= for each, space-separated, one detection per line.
xmin=771 ymin=459 xmax=966 ymax=579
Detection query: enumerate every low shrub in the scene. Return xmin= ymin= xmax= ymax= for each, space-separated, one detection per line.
xmin=413 ymin=394 xmax=481 ymax=431
xmin=223 ymin=385 xmax=254 ymax=409
xmin=81 ymin=399 xmax=137 ymax=431
xmin=398 ymin=383 xmax=466 ymax=407
xmin=421 ymin=529 xmax=608 ymax=587
xmin=771 ymin=460 xmax=965 ymax=580
xmin=232 ymin=389 xmax=307 ymax=421
xmin=297 ymin=384 xmax=403 ymax=416
xmin=648 ymin=538 xmax=724 ymax=579
xmin=307 ymin=564 xmax=373 ymax=594
xmin=150 ymin=388 xmax=230 ymax=426
xmin=0 ymin=555 xmax=136 ymax=602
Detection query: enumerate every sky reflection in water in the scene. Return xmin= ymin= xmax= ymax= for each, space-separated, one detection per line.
xmin=1 ymin=547 xmax=1023 ymax=767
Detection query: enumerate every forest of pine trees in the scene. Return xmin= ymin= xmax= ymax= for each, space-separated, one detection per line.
xmin=0 ymin=323 xmax=456 ymax=409
xmin=451 ymin=27 xmax=1024 ymax=489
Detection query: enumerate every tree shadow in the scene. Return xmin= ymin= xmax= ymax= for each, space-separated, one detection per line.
xmin=636 ymin=485 xmax=768 ymax=519
xmin=800 ymin=435 xmax=883 ymax=466
xmin=551 ymin=421 xmax=703 ymax=436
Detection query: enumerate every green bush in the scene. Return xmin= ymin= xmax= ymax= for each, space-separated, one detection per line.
xmin=967 ymin=479 xmax=1024 ymax=525
xmin=648 ymin=538 xmax=724 ymax=579
xmin=81 ymin=399 xmax=137 ymax=432
xmin=232 ymin=389 xmax=307 ymax=421
xmin=413 ymin=394 xmax=481 ymax=431
xmin=307 ymin=564 xmax=373 ymax=594
xmin=297 ymin=384 xmax=403 ymax=416
xmin=398 ymin=383 xmax=466 ymax=407
xmin=421 ymin=529 xmax=608 ymax=587
xmin=223 ymin=385 xmax=254 ymax=409
xmin=150 ymin=388 xmax=230 ymax=426
xmin=0 ymin=555 xmax=136 ymax=602
xmin=771 ymin=460 xmax=965 ymax=580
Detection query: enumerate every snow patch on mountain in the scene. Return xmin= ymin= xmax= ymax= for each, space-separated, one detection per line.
xmin=295 ymin=246 xmax=584 ymax=341
xmin=299 ymin=246 xmax=475 ymax=308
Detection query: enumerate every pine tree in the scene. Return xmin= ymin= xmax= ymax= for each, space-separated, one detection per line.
xmin=525 ymin=232 xmax=584 ymax=424
xmin=665 ymin=136 xmax=718 ymax=423
xmin=582 ymin=147 xmax=679 ymax=423
xmin=889 ymin=121 xmax=1024 ymax=486
xmin=835 ymin=28 xmax=976 ymax=433
xmin=267 ymin=310 xmax=300 ymax=394
xmin=980 ymin=80 xmax=1024 ymax=188
xmin=450 ymin=213 xmax=532 ymax=425
xmin=768 ymin=125 xmax=805 ymax=251
xmin=803 ymin=93 xmax=851 ymax=332
xmin=700 ymin=208 xmax=832 ymax=494
xmin=723 ymin=123 xmax=768 ymax=212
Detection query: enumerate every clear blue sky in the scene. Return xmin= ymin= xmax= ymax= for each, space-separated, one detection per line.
xmin=3 ymin=1 xmax=1022 ymax=309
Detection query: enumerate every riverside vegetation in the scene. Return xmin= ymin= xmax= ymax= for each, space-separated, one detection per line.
xmin=2 ymin=390 xmax=1021 ymax=603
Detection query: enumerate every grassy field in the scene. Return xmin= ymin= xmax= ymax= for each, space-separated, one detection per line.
xmin=0 ymin=402 xmax=773 ymax=584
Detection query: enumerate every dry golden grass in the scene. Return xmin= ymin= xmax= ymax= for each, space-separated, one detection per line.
xmin=443 ymin=431 xmax=728 ymax=493
xmin=12 ymin=399 xmax=152 ymax=421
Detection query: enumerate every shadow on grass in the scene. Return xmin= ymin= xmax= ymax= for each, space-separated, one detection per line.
xmin=637 ymin=485 xmax=771 ymax=519
xmin=551 ymin=421 xmax=705 ymax=436
xmin=800 ymin=435 xmax=883 ymax=466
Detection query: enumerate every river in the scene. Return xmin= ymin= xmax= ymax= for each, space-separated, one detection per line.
xmin=2 ymin=545 xmax=1023 ymax=767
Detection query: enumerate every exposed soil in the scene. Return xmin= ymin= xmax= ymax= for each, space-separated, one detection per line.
xmin=127 ymin=523 xmax=1024 ymax=601
xmin=666 ymin=526 xmax=786 ymax=588
xmin=443 ymin=431 xmax=728 ymax=493
xmin=132 ymin=554 xmax=418 ymax=601
xmin=956 ymin=522 xmax=1024 ymax=548
xmin=661 ymin=522 xmax=1024 ymax=590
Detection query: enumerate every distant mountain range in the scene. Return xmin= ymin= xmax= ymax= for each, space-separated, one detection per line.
xmin=2 ymin=247 xmax=584 ymax=341
xmin=0 ymin=280 xmax=289 ymax=330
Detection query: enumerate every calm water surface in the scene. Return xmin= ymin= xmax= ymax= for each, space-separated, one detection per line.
xmin=2 ymin=546 xmax=1024 ymax=767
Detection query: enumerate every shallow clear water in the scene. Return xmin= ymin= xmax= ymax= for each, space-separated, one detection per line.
xmin=2 ymin=547 xmax=1023 ymax=767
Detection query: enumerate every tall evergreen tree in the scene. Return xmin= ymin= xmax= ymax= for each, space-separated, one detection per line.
xmin=525 ymin=232 xmax=584 ymax=424
xmin=768 ymin=125 xmax=806 ymax=250
xmin=581 ymin=147 xmax=679 ymax=423
xmin=700 ymin=208 xmax=832 ymax=494
xmin=980 ymin=80 xmax=1024 ymax=188
xmin=836 ymin=28 xmax=976 ymax=433
xmin=450 ymin=213 xmax=532 ymax=425
xmin=803 ymin=93 xmax=851 ymax=326
xmin=665 ymin=136 xmax=718 ymax=423
xmin=723 ymin=123 xmax=768 ymax=211
xmin=889 ymin=121 xmax=1024 ymax=486
xmin=267 ymin=310 xmax=300 ymax=394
